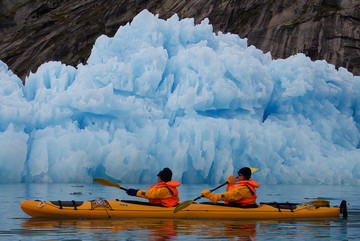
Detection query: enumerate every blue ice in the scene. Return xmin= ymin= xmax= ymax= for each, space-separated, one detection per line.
xmin=0 ymin=10 xmax=359 ymax=185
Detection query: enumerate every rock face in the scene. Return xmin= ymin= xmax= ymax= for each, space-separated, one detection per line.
xmin=0 ymin=0 xmax=359 ymax=83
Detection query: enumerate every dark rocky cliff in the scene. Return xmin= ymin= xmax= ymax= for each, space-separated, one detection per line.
xmin=1 ymin=0 xmax=359 ymax=83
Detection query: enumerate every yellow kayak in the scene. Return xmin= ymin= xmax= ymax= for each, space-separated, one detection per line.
xmin=20 ymin=199 xmax=347 ymax=219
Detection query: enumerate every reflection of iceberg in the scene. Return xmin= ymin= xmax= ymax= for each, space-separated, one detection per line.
xmin=1 ymin=10 xmax=360 ymax=184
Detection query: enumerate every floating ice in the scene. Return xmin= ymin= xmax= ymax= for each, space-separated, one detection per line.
xmin=0 ymin=10 xmax=359 ymax=184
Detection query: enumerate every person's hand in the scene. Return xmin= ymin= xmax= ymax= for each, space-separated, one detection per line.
xmin=201 ymin=189 xmax=212 ymax=197
xmin=126 ymin=188 xmax=138 ymax=196
xmin=201 ymin=189 xmax=217 ymax=203
xmin=227 ymin=175 xmax=236 ymax=184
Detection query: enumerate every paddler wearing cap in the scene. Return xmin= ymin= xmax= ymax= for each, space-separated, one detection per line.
xmin=201 ymin=167 xmax=260 ymax=207
xmin=126 ymin=168 xmax=181 ymax=207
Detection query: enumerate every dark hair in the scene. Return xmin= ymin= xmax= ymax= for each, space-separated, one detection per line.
xmin=238 ymin=167 xmax=252 ymax=180
xmin=157 ymin=168 xmax=172 ymax=182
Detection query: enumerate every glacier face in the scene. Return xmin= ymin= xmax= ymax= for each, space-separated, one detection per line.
xmin=0 ymin=10 xmax=359 ymax=184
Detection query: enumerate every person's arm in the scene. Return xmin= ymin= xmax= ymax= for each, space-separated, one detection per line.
xmin=137 ymin=187 xmax=173 ymax=199
xmin=202 ymin=186 xmax=252 ymax=203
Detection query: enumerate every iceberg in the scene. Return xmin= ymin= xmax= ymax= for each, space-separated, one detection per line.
xmin=0 ymin=10 xmax=359 ymax=184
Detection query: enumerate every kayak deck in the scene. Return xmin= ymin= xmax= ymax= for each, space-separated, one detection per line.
xmin=21 ymin=199 xmax=347 ymax=219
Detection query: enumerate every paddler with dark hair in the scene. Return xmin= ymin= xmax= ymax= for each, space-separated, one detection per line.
xmin=126 ymin=167 xmax=181 ymax=207
xmin=201 ymin=167 xmax=259 ymax=206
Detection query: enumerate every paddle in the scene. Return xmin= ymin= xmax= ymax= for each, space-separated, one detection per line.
xmin=300 ymin=200 xmax=330 ymax=207
xmin=261 ymin=200 xmax=331 ymax=208
xmin=93 ymin=178 xmax=128 ymax=192
xmin=173 ymin=182 xmax=227 ymax=213
xmin=174 ymin=168 xmax=259 ymax=213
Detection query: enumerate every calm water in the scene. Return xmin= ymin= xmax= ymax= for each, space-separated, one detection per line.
xmin=1 ymin=183 xmax=359 ymax=240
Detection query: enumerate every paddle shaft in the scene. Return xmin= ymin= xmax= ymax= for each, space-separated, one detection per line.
xmin=118 ymin=186 xmax=129 ymax=192
xmin=193 ymin=182 xmax=227 ymax=202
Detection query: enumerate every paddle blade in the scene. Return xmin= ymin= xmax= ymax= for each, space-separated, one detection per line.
xmin=250 ymin=168 xmax=259 ymax=173
xmin=301 ymin=200 xmax=330 ymax=207
xmin=173 ymin=200 xmax=194 ymax=213
xmin=94 ymin=178 xmax=121 ymax=189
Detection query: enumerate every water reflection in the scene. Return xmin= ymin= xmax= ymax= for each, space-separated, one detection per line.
xmin=22 ymin=218 xmax=259 ymax=240
xmin=21 ymin=218 xmax=345 ymax=240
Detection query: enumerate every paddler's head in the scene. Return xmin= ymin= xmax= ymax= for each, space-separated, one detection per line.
xmin=237 ymin=167 xmax=252 ymax=180
xmin=157 ymin=167 xmax=172 ymax=183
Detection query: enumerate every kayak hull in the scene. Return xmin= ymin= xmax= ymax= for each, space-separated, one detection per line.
xmin=21 ymin=199 xmax=342 ymax=219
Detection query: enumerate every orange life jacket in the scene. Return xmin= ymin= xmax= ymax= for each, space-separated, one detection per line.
xmin=148 ymin=181 xmax=181 ymax=207
xmin=226 ymin=179 xmax=259 ymax=205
